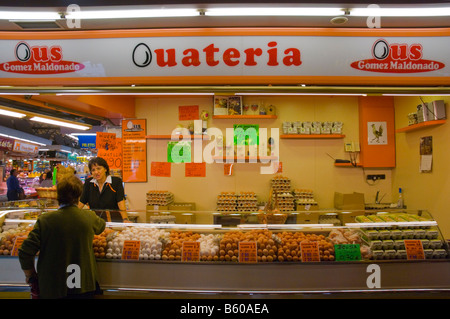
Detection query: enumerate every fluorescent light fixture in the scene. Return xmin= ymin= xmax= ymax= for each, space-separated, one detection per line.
xmin=0 ymin=133 xmax=47 ymax=146
xmin=351 ymin=7 xmax=450 ymax=17
xmin=205 ymin=7 xmax=344 ymax=16
xmin=238 ymin=93 xmax=367 ymax=96
xmin=0 ymin=11 xmax=60 ymax=20
xmin=56 ymin=92 xmax=215 ymax=96
xmin=30 ymin=116 xmax=91 ymax=131
xmin=65 ymin=8 xmax=199 ymax=20
xmin=0 ymin=109 xmax=27 ymax=118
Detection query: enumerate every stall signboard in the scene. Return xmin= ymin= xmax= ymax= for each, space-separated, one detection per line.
xmin=0 ymin=137 xmax=14 ymax=151
xmin=0 ymin=30 xmax=449 ymax=86
xmin=78 ymin=135 xmax=96 ymax=149
xmin=13 ymin=140 xmax=39 ymax=154
xmin=97 ymin=137 xmax=123 ymax=170
xmin=122 ymin=119 xmax=147 ymax=182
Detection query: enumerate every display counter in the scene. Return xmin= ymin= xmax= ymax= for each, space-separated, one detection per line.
xmin=0 ymin=208 xmax=449 ymax=298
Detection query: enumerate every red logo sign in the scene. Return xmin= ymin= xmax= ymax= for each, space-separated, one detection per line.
xmin=351 ymin=39 xmax=445 ymax=73
xmin=0 ymin=41 xmax=85 ymax=74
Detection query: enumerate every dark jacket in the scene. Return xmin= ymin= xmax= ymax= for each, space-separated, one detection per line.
xmin=18 ymin=205 xmax=106 ymax=299
xmin=6 ymin=174 xmax=22 ymax=201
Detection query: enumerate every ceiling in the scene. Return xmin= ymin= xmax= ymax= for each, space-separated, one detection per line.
xmin=0 ymin=1 xmax=449 ymax=149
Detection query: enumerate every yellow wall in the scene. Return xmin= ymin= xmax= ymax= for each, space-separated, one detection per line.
xmin=393 ymin=96 xmax=450 ymax=239
xmin=125 ymin=96 xmax=393 ymax=221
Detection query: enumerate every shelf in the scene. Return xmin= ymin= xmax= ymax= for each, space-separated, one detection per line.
xmin=281 ymin=134 xmax=346 ymax=139
xmin=146 ymin=135 xmax=210 ymax=140
xmin=334 ymin=162 xmax=362 ymax=167
xmin=212 ymin=156 xmax=278 ymax=162
xmin=396 ymin=120 xmax=446 ymax=133
xmin=212 ymin=115 xmax=277 ymax=119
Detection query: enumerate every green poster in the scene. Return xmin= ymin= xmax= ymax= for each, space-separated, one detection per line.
xmin=334 ymin=244 xmax=362 ymax=261
xmin=233 ymin=124 xmax=259 ymax=145
xmin=167 ymin=141 xmax=191 ymax=163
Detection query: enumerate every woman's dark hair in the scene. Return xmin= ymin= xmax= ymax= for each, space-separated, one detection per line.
xmin=10 ymin=169 xmax=16 ymax=175
xmin=88 ymin=157 xmax=110 ymax=176
xmin=45 ymin=172 xmax=52 ymax=179
xmin=57 ymin=175 xmax=83 ymax=206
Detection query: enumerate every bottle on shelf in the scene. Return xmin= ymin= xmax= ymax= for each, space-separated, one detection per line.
xmin=397 ymin=188 xmax=404 ymax=208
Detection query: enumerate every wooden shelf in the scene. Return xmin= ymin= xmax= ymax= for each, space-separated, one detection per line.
xmin=281 ymin=134 xmax=346 ymax=139
xmin=212 ymin=115 xmax=277 ymax=119
xmin=334 ymin=162 xmax=362 ymax=167
xmin=146 ymin=135 xmax=210 ymax=140
xmin=396 ymin=120 xmax=446 ymax=133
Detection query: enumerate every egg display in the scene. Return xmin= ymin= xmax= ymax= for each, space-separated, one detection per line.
xmin=198 ymin=233 xmax=221 ymax=261
xmin=276 ymin=231 xmax=335 ymax=261
xmin=162 ymin=231 xmax=201 ymax=261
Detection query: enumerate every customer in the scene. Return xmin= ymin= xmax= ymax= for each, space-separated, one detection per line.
xmin=78 ymin=157 xmax=129 ymax=222
xmin=18 ymin=175 xmax=106 ymax=299
xmin=40 ymin=171 xmax=53 ymax=187
xmin=6 ymin=169 xmax=24 ymax=201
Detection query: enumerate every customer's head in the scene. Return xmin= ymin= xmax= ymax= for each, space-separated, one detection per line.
xmin=88 ymin=157 xmax=110 ymax=178
xmin=57 ymin=175 xmax=83 ymax=206
xmin=45 ymin=171 xmax=52 ymax=180
xmin=10 ymin=169 xmax=17 ymax=176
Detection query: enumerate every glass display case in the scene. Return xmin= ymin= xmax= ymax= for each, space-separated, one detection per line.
xmin=0 ymin=208 xmax=449 ymax=298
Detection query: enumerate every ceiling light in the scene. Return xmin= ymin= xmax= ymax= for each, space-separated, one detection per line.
xmin=351 ymin=7 xmax=450 ymax=17
xmin=0 ymin=133 xmax=47 ymax=146
xmin=205 ymin=7 xmax=344 ymax=16
xmin=30 ymin=116 xmax=91 ymax=131
xmin=0 ymin=108 xmax=27 ymax=118
xmin=0 ymin=11 xmax=61 ymax=20
xmin=65 ymin=8 xmax=200 ymax=20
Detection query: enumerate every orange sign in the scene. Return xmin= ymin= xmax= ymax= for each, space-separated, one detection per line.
xmin=121 ymin=240 xmax=141 ymax=260
xmin=404 ymin=240 xmax=426 ymax=260
xmin=122 ymin=119 xmax=147 ymax=182
xmin=181 ymin=241 xmax=200 ymax=262
xmin=11 ymin=236 xmax=27 ymax=256
xmin=96 ymin=132 xmax=117 ymax=150
xmin=179 ymin=105 xmax=199 ymax=121
xmin=224 ymin=163 xmax=233 ymax=176
xmin=185 ymin=162 xmax=206 ymax=177
xmin=98 ymin=137 xmax=123 ymax=170
xmin=151 ymin=162 xmax=171 ymax=177
xmin=239 ymin=241 xmax=258 ymax=263
xmin=300 ymin=241 xmax=321 ymax=262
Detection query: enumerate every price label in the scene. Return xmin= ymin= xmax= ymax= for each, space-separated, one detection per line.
xmin=182 ymin=241 xmax=200 ymax=262
xmin=239 ymin=241 xmax=258 ymax=263
xmin=10 ymin=236 xmax=27 ymax=256
xmin=300 ymin=241 xmax=320 ymax=262
xmin=334 ymin=244 xmax=362 ymax=261
xmin=404 ymin=239 xmax=426 ymax=260
xmin=121 ymin=240 xmax=141 ymax=260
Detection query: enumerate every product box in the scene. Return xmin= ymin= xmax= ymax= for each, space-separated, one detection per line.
xmin=295 ymin=212 xmax=319 ymax=224
xmin=334 ymin=192 xmax=365 ymax=210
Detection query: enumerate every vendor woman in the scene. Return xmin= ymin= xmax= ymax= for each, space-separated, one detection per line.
xmin=78 ymin=157 xmax=129 ymax=222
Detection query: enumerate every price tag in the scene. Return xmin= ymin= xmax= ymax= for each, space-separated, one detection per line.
xmin=300 ymin=241 xmax=320 ymax=262
xmin=334 ymin=244 xmax=362 ymax=261
xmin=182 ymin=241 xmax=200 ymax=262
xmin=179 ymin=105 xmax=199 ymax=121
xmin=404 ymin=239 xmax=426 ymax=260
xmin=151 ymin=161 xmax=171 ymax=177
xmin=185 ymin=162 xmax=206 ymax=177
xmin=239 ymin=241 xmax=258 ymax=263
xmin=10 ymin=236 xmax=27 ymax=256
xmin=224 ymin=163 xmax=234 ymax=176
xmin=121 ymin=240 xmax=141 ymax=260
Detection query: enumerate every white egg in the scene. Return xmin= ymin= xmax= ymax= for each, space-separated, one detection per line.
xmin=107 ymin=248 xmax=113 ymax=254
xmin=143 ymin=254 xmax=148 ymax=260
xmin=115 ymin=248 xmax=121 ymax=254
xmin=112 ymin=253 xmax=118 ymax=258
xmin=106 ymin=253 xmax=113 ymax=259
xmin=155 ymin=254 xmax=161 ymax=260
xmin=149 ymin=254 xmax=155 ymax=260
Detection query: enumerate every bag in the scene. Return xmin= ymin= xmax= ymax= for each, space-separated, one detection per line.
xmin=18 ymin=188 xmax=25 ymax=200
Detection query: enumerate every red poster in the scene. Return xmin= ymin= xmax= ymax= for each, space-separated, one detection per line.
xmin=185 ymin=162 xmax=206 ymax=177
xmin=179 ymin=105 xmax=199 ymax=121
xmin=151 ymin=162 xmax=171 ymax=177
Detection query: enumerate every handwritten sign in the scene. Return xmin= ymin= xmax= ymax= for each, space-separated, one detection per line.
xmin=10 ymin=236 xmax=27 ymax=256
xmin=334 ymin=244 xmax=362 ymax=261
xmin=300 ymin=241 xmax=320 ymax=262
xmin=150 ymin=162 xmax=171 ymax=177
xmin=404 ymin=239 xmax=426 ymax=260
xmin=122 ymin=119 xmax=147 ymax=182
xmin=185 ymin=162 xmax=206 ymax=177
xmin=181 ymin=241 xmax=200 ymax=262
xmin=121 ymin=240 xmax=141 ymax=260
xmin=97 ymin=138 xmax=123 ymax=170
xmin=179 ymin=105 xmax=199 ymax=121
xmin=96 ymin=132 xmax=117 ymax=150
xmin=239 ymin=241 xmax=258 ymax=263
